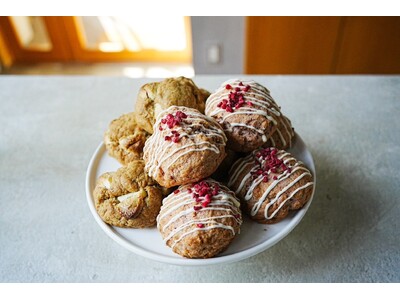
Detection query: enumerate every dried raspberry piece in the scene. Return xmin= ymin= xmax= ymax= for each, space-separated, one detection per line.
xmin=217 ymin=82 xmax=254 ymax=112
xmin=253 ymin=147 xmax=292 ymax=179
xmin=201 ymin=200 xmax=210 ymax=208
xmin=190 ymin=181 xmax=221 ymax=210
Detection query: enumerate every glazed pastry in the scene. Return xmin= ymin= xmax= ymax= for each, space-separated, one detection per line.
xmin=93 ymin=160 xmax=166 ymax=228
xmin=228 ymin=147 xmax=313 ymax=224
xmin=157 ymin=179 xmax=242 ymax=258
xmin=143 ymin=106 xmax=227 ymax=188
xmin=135 ymin=76 xmax=210 ymax=133
xmin=205 ymin=79 xmax=281 ymax=152
xmin=265 ymin=114 xmax=295 ymax=150
xmin=104 ymin=112 xmax=150 ymax=165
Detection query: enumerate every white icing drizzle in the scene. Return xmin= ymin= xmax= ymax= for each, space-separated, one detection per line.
xmin=228 ymin=155 xmax=254 ymax=192
xmin=157 ymin=179 xmax=242 ymax=250
xmin=228 ymin=149 xmax=313 ymax=220
xmin=268 ymin=115 xmax=294 ymax=148
xmin=144 ymin=106 xmax=227 ymax=180
xmin=205 ymin=79 xmax=282 ymax=142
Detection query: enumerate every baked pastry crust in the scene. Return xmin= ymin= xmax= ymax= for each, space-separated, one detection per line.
xmin=143 ymin=106 xmax=227 ymax=188
xmin=135 ymin=77 xmax=210 ymax=133
xmin=104 ymin=112 xmax=149 ymax=165
xmin=265 ymin=114 xmax=295 ymax=150
xmin=93 ymin=160 xmax=165 ymax=228
xmin=205 ymin=79 xmax=282 ymax=152
xmin=157 ymin=179 xmax=242 ymax=258
xmin=228 ymin=147 xmax=313 ymax=224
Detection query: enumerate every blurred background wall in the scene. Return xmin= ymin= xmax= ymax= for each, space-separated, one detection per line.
xmin=191 ymin=16 xmax=245 ymax=74
xmin=1 ymin=16 xmax=399 ymax=76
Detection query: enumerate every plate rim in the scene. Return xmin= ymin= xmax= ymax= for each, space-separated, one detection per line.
xmin=85 ymin=134 xmax=316 ymax=266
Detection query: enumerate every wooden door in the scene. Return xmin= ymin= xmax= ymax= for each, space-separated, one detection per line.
xmin=245 ymin=17 xmax=342 ymax=74
xmin=334 ymin=17 xmax=400 ymax=74
xmin=245 ymin=16 xmax=400 ymax=74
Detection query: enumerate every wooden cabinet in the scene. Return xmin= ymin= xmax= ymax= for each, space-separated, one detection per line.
xmin=246 ymin=17 xmax=400 ymax=74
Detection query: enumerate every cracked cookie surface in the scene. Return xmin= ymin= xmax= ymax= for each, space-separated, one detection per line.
xmin=93 ymin=160 xmax=167 ymax=228
xmin=104 ymin=112 xmax=150 ymax=165
xmin=135 ymin=77 xmax=210 ymax=133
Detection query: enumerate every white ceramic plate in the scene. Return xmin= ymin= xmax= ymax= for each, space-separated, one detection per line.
xmin=85 ymin=133 xmax=316 ymax=266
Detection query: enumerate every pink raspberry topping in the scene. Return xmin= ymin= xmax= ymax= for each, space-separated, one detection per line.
xmin=251 ymin=148 xmax=292 ymax=183
xmin=160 ymin=110 xmax=188 ymax=143
xmin=160 ymin=110 xmax=188 ymax=130
xmin=188 ymin=181 xmax=220 ymax=211
xmin=217 ymin=82 xmax=252 ymax=112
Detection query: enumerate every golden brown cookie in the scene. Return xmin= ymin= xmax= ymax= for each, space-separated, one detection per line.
xmin=228 ymin=147 xmax=313 ymax=224
xmin=205 ymin=79 xmax=282 ymax=153
xmin=143 ymin=106 xmax=227 ymax=188
xmin=135 ymin=77 xmax=210 ymax=133
xmin=157 ymin=179 xmax=242 ymax=258
xmin=104 ymin=112 xmax=150 ymax=165
xmin=93 ymin=160 xmax=166 ymax=228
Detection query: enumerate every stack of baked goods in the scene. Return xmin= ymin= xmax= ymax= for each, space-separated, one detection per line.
xmin=93 ymin=76 xmax=314 ymax=259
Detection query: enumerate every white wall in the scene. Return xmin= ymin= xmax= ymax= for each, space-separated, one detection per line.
xmin=191 ymin=17 xmax=245 ymax=75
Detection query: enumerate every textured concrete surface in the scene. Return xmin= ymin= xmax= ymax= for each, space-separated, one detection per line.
xmin=0 ymin=75 xmax=399 ymax=282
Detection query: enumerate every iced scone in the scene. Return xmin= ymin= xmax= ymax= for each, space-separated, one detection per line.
xmin=157 ymin=179 xmax=242 ymax=258
xmin=206 ymin=79 xmax=282 ymax=152
xmin=228 ymin=147 xmax=313 ymax=224
xmin=143 ymin=106 xmax=227 ymax=188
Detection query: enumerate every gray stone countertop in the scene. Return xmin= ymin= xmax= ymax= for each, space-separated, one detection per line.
xmin=0 ymin=75 xmax=399 ymax=282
